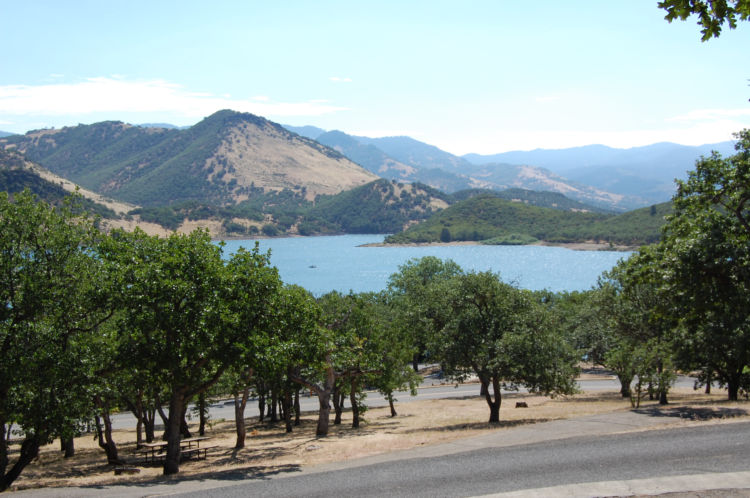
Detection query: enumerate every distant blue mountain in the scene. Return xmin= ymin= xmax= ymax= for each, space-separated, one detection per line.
xmin=464 ymin=141 xmax=735 ymax=177
xmin=0 ymin=131 xmax=16 ymax=138
xmin=463 ymin=141 xmax=737 ymax=203
xmin=283 ymin=124 xmax=327 ymax=140
xmin=355 ymin=135 xmax=474 ymax=171
xmin=138 ymin=123 xmax=190 ymax=130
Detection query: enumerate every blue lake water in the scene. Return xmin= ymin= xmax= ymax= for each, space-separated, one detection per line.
xmin=221 ymin=234 xmax=631 ymax=295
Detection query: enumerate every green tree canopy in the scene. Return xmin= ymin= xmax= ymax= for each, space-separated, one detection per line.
xmin=429 ymin=271 xmax=578 ymax=423
xmin=652 ymin=130 xmax=750 ymax=400
xmin=1 ymin=191 xmax=110 ymax=491
xmin=659 ymin=0 xmax=750 ymax=40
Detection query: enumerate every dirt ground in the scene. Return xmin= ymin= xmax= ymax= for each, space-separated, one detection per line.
xmin=6 ymin=386 xmax=749 ymax=492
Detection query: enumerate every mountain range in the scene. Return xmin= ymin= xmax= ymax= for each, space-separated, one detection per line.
xmin=0 ymin=109 xmax=734 ymax=242
xmin=284 ymin=124 xmax=733 ymax=211
xmin=1 ymin=110 xmax=377 ymax=208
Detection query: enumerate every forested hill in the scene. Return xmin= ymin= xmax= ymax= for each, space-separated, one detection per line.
xmin=301 ymin=179 xmax=452 ymax=234
xmin=0 ymin=147 xmax=117 ymax=219
xmin=385 ymin=194 xmax=671 ymax=246
xmin=451 ymin=188 xmax=612 ymax=213
xmin=0 ymin=110 xmax=377 ymax=207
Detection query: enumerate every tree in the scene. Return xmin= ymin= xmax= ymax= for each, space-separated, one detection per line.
xmin=598 ymin=254 xmax=678 ymax=404
xmin=99 ymin=229 xmax=277 ymax=474
xmin=365 ymin=292 xmax=419 ymax=417
xmin=388 ymin=257 xmax=463 ymax=371
xmin=652 ymin=131 xmax=750 ymax=400
xmin=429 ymin=271 xmax=578 ymax=423
xmin=223 ymin=245 xmax=282 ymax=447
xmin=0 ymin=191 xmax=111 ymax=491
xmin=659 ymin=0 xmax=750 ymax=40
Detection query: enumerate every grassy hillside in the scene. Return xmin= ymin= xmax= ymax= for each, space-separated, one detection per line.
xmin=385 ymin=194 xmax=670 ymax=245
xmin=0 ymin=148 xmax=117 ymax=219
xmin=1 ymin=110 xmax=377 ymax=208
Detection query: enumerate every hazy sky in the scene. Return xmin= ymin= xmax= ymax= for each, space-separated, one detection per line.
xmin=1 ymin=1 xmax=748 ymax=154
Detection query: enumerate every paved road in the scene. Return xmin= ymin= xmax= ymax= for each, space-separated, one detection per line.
xmin=17 ymin=408 xmax=750 ymax=497
xmin=174 ymin=420 xmax=750 ymax=497
xmin=109 ymin=375 xmax=699 ymax=430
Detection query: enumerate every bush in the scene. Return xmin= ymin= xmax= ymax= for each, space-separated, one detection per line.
xmin=261 ymin=224 xmax=279 ymax=236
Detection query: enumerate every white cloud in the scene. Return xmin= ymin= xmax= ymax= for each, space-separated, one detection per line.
xmin=329 ymin=77 xmax=353 ymax=83
xmin=434 ymin=119 xmax=749 ymax=155
xmin=667 ymin=108 xmax=750 ymax=122
xmin=0 ymin=77 xmax=348 ymax=119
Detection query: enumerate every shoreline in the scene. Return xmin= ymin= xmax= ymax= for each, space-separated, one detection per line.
xmin=360 ymin=240 xmax=638 ymax=252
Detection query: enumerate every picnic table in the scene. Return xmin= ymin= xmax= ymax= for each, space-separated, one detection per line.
xmin=136 ymin=436 xmax=214 ymax=464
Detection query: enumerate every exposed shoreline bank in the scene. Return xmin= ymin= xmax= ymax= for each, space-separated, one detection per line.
xmin=360 ymin=240 xmax=638 ymax=252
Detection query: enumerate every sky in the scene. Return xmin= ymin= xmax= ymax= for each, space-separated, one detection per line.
xmin=1 ymin=1 xmax=749 ymax=155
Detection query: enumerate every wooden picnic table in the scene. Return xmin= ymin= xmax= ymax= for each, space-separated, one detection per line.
xmin=136 ymin=437 xmax=214 ymax=463
xmin=180 ymin=436 xmax=211 ymax=449
xmin=138 ymin=441 xmax=167 ymax=463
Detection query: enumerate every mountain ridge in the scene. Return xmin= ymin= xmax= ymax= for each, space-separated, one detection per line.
xmin=1 ymin=110 xmax=378 ymax=207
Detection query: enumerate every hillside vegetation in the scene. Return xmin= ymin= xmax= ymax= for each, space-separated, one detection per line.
xmin=1 ymin=111 xmax=671 ymax=243
xmin=385 ymin=194 xmax=670 ymax=246
xmin=0 ymin=147 xmax=117 ymax=219
xmin=2 ymin=142 xmax=667 ymax=244
xmin=1 ymin=110 xmax=377 ymax=207
xmin=302 ymin=180 xmax=451 ymax=234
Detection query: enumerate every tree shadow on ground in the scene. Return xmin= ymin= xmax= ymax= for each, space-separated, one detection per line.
xmin=635 ymin=405 xmax=749 ymax=421
xmin=557 ymin=392 xmax=625 ymax=403
xmin=78 ymin=463 xmax=302 ymax=491
xmin=398 ymin=418 xmax=552 ymax=434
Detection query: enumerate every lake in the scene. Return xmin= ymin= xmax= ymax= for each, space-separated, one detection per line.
xmin=221 ymin=234 xmax=631 ymax=295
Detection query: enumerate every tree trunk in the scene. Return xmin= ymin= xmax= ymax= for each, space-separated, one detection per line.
xmin=619 ymin=377 xmax=632 ymax=398
xmin=483 ymin=377 xmax=502 ymax=423
xmin=155 ymin=393 xmax=169 ymax=441
xmin=198 ymin=393 xmax=207 ymax=436
xmin=258 ymin=388 xmax=266 ymax=422
xmin=144 ymin=407 xmax=156 ymax=443
xmin=128 ymin=390 xmax=144 ymax=448
xmin=294 ymin=388 xmax=301 ymax=426
xmin=316 ymin=389 xmax=332 ymax=436
xmin=61 ymin=437 xmax=75 ymax=458
xmin=179 ymin=402 xmax=192 ymax=438
xmin=350 ymin=378 xmax=360 ymax=429
xmin=387 ymin=392 xmax=397 ymax=417
xmin=333 ymin=385 xmax=344 ymax=425
xmin=0 ymin=437 xmax=40 ymax=492
xmin=234 ymin=388 xmax=249 ymax=449
xmin=270 ymin=389 xmax=278 ymax=423
xmin=135 ymin=413 xmax=143 ymax=448
xmin=94 ymin=397 xmax=122 ymax=465
xmin=0 ymin=419 xmax=8 ymax=480
xmin=315 ymin=365 xmax=336 ymax=436
xmin=164 ymin=388 xmax=186 ymax=475
xmin=728 ymin=378 xmax=740 ymax=401
xmin=283 ymin=389 xmax=293 ymax=433
xmin=412 ymin=354 xmax=419 ymax=372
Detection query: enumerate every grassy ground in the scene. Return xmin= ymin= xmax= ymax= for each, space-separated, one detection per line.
xmin=6 ymin=386 xmax=749 ymax=492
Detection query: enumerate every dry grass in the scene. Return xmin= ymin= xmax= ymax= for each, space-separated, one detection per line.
xmin=7 ymin=387 xmax=749 ymax=492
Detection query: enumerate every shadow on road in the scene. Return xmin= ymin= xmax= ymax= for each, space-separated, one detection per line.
xmin=398 ymin=418 xmax=552 ymax=434
xmin=75 ymin=463 xmax=302 ymax=492
xmin=635 ymin=405 xmax=749 ymax=420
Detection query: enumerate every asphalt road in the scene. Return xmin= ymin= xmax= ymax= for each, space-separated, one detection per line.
xmin=174 ymin=420 xmax=750 ymax=498
xmin=109 ymin=375 xmax=699 ymax=431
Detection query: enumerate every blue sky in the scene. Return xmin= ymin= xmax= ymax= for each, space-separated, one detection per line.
xmin=1 ymin=1 xmax=748 ymax=154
